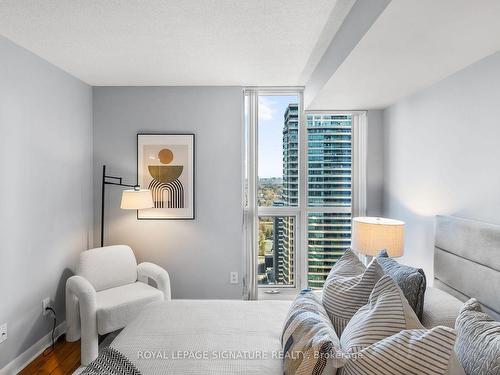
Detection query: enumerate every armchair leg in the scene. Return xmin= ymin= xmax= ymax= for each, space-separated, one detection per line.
xmin=65 ymin=292 xmax=80 ymax=342
xmin=65 ymin=276 xmax=98 ymax=365
xmin=80 ymin=325 xmax=98 ymax=365
xmin=79 ymin=307 xmax=99 ymax=365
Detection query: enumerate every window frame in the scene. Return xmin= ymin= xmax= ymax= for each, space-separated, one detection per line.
xmin=243 ymin=88 xmax=366 ymax=299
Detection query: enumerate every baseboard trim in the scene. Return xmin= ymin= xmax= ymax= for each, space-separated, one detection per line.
xmin=0 ymin=321 xmax=66 ymax=375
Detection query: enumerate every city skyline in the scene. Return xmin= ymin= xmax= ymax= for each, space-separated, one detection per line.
xmin=258 ymin=101 xmax=353 ymax=288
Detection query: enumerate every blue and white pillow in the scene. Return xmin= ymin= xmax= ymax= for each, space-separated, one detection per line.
xmin=282 ymin=289 xmax=345 ymax=375
xmin=338 ymin=276 xmax=457 ymax=375
xmin=322 ymin=249 xmax=385 ymax=335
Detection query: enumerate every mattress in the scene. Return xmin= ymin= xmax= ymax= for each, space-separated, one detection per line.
xmin=110 ymin=299 xmax=292 ymax=375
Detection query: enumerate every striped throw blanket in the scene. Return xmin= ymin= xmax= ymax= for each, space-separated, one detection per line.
xmin=82 ymin=347 xmax=141 ymax=375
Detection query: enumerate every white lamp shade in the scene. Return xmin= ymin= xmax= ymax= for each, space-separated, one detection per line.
xmin=120 ymin=189 xmax=154 ymax=210
xmin=351 ymin=217 xmax=405 ymax=257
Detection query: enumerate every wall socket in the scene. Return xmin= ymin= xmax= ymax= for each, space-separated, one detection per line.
xmin=230 ymin=272 xmax=238 ymax=284
xmin=0 ymin=323 xmax=7 ymax=344
xmin=42 ymin=297 xmax=53 ymax=315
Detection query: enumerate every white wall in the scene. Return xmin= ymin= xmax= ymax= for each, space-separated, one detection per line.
xmin=367 ymin=110 xmax=384 ymax=216
xmin=383 ymin=51 xmax=500 ymax=280
xmin=92 ymin=87 xmax=244 ymax=299
xmin=0 ymin=36 xmax=92 ymax=368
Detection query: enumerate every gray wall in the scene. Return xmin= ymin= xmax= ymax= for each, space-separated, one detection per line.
xmin=92 ymin=87 xmax=243 ymax=299
xmin=0 ymin=36 xmax=92 ymax=368
xmin=367 ymin=110 xmax=384 ymax=216
xmin=383 ymin=51 xmax=500 ymax=281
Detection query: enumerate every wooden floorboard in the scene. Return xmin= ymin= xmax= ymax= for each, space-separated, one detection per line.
xmin=19 ymin=336 xmax=81 ymax=375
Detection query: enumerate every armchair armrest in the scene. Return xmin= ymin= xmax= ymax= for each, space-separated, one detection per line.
xmin=65 ymin=275 xmax=98 ymax=365
xmin=137 ymin=262 xmax=171 ymax=300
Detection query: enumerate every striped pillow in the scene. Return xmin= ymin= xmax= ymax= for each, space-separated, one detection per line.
xmin=455 ymin=298 xmax=500 ymax=375
xmin=339 ymin=276 xmax=458 ymax=375
xmin=340 ymin=275 xmax=407 ymax=354
xmin=340 ymin=327 xmax=457 ymax=375
xmin=322 ymin=249 xmax=385 ymax=335
xmin=282 ymin=289 xmax=346 ymax=375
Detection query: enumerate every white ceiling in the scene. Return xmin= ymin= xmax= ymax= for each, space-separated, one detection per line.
xmin=2 ymin=0 xmax=500 ymax=109
xmin=308 ymin=0 xmax=500 ymax=110
xmin=0 ymin=0 xmax=339 ymax=86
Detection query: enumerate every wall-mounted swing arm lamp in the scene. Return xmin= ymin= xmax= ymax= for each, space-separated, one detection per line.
xmin=100 ymin=165 xmax=153 ymax=247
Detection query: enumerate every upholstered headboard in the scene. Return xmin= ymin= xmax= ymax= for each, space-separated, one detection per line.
xmin=434 ymin=215 xmax=500 ymax=321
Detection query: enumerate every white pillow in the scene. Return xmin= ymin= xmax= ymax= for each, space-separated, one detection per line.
xmin=339 ymin=275 xmax=462 ymax=375
xmin=340 ymin=275 xmax=407 ymax=354
xmin=322 ymin=249 xmax=385 ymax=335
xmin=340 ymin=327 xmax=457 ymax=375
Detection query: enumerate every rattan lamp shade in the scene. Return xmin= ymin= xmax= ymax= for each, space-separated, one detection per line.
xmin=351 ymin=217 xmax=405 ymax=257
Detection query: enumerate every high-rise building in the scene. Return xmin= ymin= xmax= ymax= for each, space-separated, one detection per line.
xmin=272 ymin=200 xmax=285 ymax=283
xmin=282 ymin=105 xmax=299 ymax=205
xmin=280 ymin=104 xmax=299 ymax=285
xmin=306 ymin=112 xmax=352 ymax=288
xmin=279 ymin=105 xmax=352 ymax=288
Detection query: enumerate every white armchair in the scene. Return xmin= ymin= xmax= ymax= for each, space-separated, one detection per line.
xmin=65 ymin=245 xmax=170 ymax=365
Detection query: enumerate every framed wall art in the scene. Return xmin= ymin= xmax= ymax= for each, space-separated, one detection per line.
xmin=137 ymin=133 xmax=195 ymax=219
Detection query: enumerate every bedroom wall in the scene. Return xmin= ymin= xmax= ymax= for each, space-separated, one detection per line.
xmin=382 ymin=51 xmax=500 ymax=281
xmin=92 ymin=87 xmax=244 ymax=299
xmin=0 ymin=36 xmax=93 ymax=369
xmin=93 ymin=87 xmax=383 ymax=298
xmin=92 ymin=89 xmax=385 ymax=299
xmin=367 ymin=110 xmax=384 ymax=217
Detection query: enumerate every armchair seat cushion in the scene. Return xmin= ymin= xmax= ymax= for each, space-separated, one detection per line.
xmin=96 ymin=282 xmax=163 ymax=335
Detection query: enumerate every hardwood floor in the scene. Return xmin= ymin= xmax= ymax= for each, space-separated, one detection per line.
xmin=19 ymin=336 xmax=80 ymax=375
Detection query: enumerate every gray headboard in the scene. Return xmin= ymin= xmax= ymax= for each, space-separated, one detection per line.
xmin=435 ymin=215 xmax=500 ymax=321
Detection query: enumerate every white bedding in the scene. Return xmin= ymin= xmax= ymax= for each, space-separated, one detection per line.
xmin=110 ymin=299 xmax=292 ymax=375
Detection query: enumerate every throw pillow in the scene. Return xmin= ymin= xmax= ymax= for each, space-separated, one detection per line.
xmin=282 ymin=289 xmax=346 ymax=375
xmin=340 ymin=275 xmax=407 ymax=353
xmin=455 ymin=298 xmax=500 ymax=375
xmin=322 ymin=249 xmax=385 ymax=335
xmin=339 ymin=275 xmax=461 ymax=375
xmin=377 ymin=249 xmax=427 ymax=320
xmin=339 ymin=327 xmax=457 ymax=375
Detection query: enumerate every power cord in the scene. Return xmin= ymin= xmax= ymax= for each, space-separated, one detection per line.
xmin=43 ymin=307 xmax=57 ymax=357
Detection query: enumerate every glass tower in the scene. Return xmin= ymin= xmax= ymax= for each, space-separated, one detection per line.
xmin=280 ymin=104 xmax=299 ymax=285
xmin=280 ymin=105 xmax=353 ymax=288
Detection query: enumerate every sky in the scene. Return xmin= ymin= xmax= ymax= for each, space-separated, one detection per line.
xmin=258 ymin=95 xmax=298 ymax=178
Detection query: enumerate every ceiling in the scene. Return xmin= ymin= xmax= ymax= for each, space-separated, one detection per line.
xmin=2 ymin=0 xmax=500 ymax=109
xmin=308 ymin=0 xmax=500 ymax=110
xmin=0 ymin=0 xmax=340 ymax=86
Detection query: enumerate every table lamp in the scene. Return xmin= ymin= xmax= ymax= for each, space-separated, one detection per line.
xmin=351 ymin=217 xmax=405 ymax=261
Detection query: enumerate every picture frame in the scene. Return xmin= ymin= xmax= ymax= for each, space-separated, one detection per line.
xmin=137 ymin=133 xmax=195 ymax=220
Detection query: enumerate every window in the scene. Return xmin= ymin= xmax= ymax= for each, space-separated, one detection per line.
xmin=306 ymin=113 xmax=353 ymax=288
xmin=243 ymin=88 xmax=366 ymax=298
xmin=257 ymin=216 xmax=295 ymax=286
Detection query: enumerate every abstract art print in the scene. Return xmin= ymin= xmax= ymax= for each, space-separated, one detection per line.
xmin=137 ymin=133 xmax=195 ymax=219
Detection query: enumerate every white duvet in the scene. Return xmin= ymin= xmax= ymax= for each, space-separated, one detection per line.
xmin=110 ymin=299 xmax=292 ymax=375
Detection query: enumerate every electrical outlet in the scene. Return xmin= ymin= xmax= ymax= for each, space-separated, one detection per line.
xmin=42 ymin=297 xmax=52 ymax=316
xmin=0 ymin=323 xmax=7 ymax=344
xmin=230 ymin=272 xmax=238 ymax=284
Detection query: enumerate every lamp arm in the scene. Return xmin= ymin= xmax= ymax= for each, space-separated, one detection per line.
xmin=104 ymin=181 xmax=137 ymax=188
xmin=101 ymin=164 xmax=140 ymax=247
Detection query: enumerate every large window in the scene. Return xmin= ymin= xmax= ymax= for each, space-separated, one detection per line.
xmin=306 ymin=113 xmax=352 ymax=288
xmin=243 ymin=88 xmax=365 ymax=297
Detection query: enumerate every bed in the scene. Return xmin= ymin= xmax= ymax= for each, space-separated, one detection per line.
xmin=108 ymin=299 xmax=291 ymax=374
xmin=80 ymin=215 xmax=500 ymax=374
